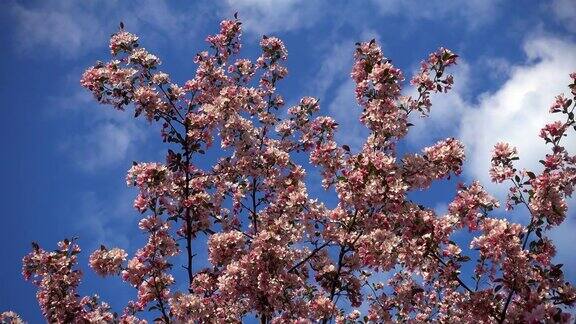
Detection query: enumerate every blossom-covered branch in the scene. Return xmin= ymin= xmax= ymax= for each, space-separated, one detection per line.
xmin=6 ymin=17 xmax=575 ymax=324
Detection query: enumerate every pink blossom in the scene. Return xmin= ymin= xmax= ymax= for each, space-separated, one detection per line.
xmin=24 ymin=17 xmax=576 ymax=323
xmin=109 ymin=30 xmax=139 ymax=55
xmin=404 ymin=138 xmax=465 ymax=189
xmin=470 ymin=218 xmax=524 ymax=262
xmin=448 ymin=181 xmax=499 ymax=230
xmin=207 ymin=230 xmax=246 ymax=266
xmin=89 ymin=247 xmax=127 ymax=276
xmin=550 ymin=94 xmax=569 ymax=113
xmin=206 ymin=19 xmax=242 ymax=61
xmin=0 ymin=311 xmax=24 ymax=324
xmin=151 ymin=72 xmax=170 ymax=85
xmin=309 ymin=295 xmax=337 ymax=320
xmin=129 ymin=48 xmax=160 ymax=68
xmin=259 ymin=36 xmax=288 ymax=62
xmin=490 ymin=142 xmax=518 ymax=183
xmin=540 ymin=121 xmax=566 ymax=141
xmin=529 ymin=172 xmax=568 ymax=226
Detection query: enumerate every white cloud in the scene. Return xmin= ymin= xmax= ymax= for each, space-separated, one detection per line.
xmin=131 ymin=0 xmax=189 ymax=34
xmin=70 ymin=121 xmax=142 ymax=171
xmin=9 ymin=0 xmax=205 ymax=58
xmin=479 ymin=57 xmax=512 ymax=81
xmin=407 ymin=60 xmax=471 ymax=146
xmin=406 ymin=37 xmax=576 ymax=199
xmin=54 ymin=90 xmax=148 ymax=171
xmin=406 ymin=36 xmax=576 ymax=278
xmin=307 ymin=33 xmax=576 ymax=201
xmin=74 ymin=191 xmax=136 ymax=250
xmin=370 ymin=0 xmax=502 ymax=28
xmin=308 ymin=29 xmax=382 ymax=99
xmin=222 ymin=0 xmax=502 ymax=36
xmin=328 ymin=79 xmax=368 ymax=150
xmin=222 ymin=0 xmax=322 ymax=35
xmin=312 ymin=41 xmax=354 ymax=101
xmin=458 ymin=37 xmax=576 ymax=197
xmin=11 ymin=1 xmax=105 ymax=57
xmin=551 ymin=0 xmax=576 ymax=32
xmin=549 ymin=205 xmax=576 ymax=280
xmin=314 ymin=31 xmax=382 ymax=151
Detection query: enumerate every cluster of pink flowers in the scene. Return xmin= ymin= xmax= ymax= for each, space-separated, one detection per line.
xmin=406 ymin=47 xmax=458 ymax=115
xmin=351 ymin=41 xmax=407 ymax=144
xmin=89 ymin=246 xmax=127 ymax=276
xmin=470 ymin=218 xmax=524 ymax=262
xmin=478 ymin=70 xmax=576 ymax=323
xmin=0 ymin=311 xmax=24 ymax=324
xmin=258 ymin=36 xmax=288 ymax=63
xmin=126 ymin=162 xmax=179 ymax=213
xmin=257 ymin=36 xmax=288 ymax=96
xmin=447 ymin=180 xmax=499 ymax=230
xmin=308 ymin=295 xmax=337 ymax=320
xmin=403 ymin=138 xmax=465 ymax=189
xmin=550 ymin=94 xmax=570 ymax=113
xmin=207 ymin=230 xmax=246 ymax=266
xmin=20 ymin=239 xmax=125 ymax=323
xmin=228 ymin=58 xmax=255 ymax=83
xmin=109 ymin=30 xmax=139 ymax=55
xmin=529 ymin=172 xmax=569 ymax=226
xmin=129 ymin=48 xmax=161 ymax=68
xmin=12 ymin=17 xmax=576 ymax=323
xmin=206 ymin=19 xmax=242 ymax=61
xmin=21 ymin=239 xmax=84 ymax=322
xmin=120 ymin=216 xmax=178 ymax=316
xmin=133 ymin=86 xmax=167 ymax=121
xmin=78 ymin=296 xmax=115 ymax=323
xmin=540 ymin=120 xmax=566 ymax=142
xmin=80 ymin=61 xmax=138 ymax=109
xmin=168 ymin=292 xmax=205 ymax=322
xmin=489 ymin=142 xmax=518 ymax=183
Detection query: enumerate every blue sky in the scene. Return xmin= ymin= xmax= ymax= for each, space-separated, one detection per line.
xmin=1 ymin=0 xmax=575 ymax=322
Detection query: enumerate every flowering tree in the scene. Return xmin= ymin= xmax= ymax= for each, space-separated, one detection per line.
xmin=4 ymin=16 xmax=576 ymax=323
